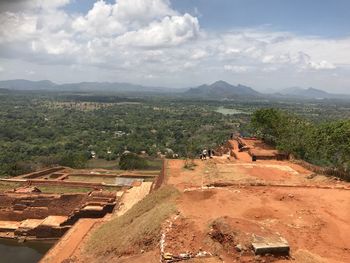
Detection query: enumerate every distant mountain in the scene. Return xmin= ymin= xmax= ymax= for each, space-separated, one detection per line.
xmin=0 ymin=79 xmax=170 ymax=93
xmin=277 ymin=87 xmax=332 ymax=99
xmin=1 ymin=79 xmax=349 ymax=100
xmin=0 ymin=79 xmax=261 ymax=98
xmin=0 ymin=79 xmax=57 ymax=90
xmin=273 ymin=86 xmax=350 ymax=100
xmin=184 ymin=80 xmax=261 ymax=98
xmin=58 ymin=82 xmax=166 ymax=93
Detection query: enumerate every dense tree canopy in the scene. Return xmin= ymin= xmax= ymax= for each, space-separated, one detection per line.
xmin=1 ymin=90 xmax=349 ymax=177
xmin=251 ymin=108 xmax=350 ymax=172
xmin=119 ymin=153 xmax=149 ymax=170
xmin=0 ymin=92 xmax=238 ymax=176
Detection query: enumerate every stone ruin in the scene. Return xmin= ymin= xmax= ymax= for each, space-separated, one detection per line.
xmin=0 ymin=189 xmax=118 ymax=239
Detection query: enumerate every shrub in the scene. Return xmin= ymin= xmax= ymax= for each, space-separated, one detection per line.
xmin=119 ymin=153 xmax=149 ymax=170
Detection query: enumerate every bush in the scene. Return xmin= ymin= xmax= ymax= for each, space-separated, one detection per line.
xmin=119 ymin=153 xmax=149 ymax=170
xmin=251 ymin=108 xmax=350 ymax=177
xmin=57 ymin=152 xmax=88 ymax=168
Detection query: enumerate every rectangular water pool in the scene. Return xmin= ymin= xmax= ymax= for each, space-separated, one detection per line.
xmin=0 ymin=239 xmax=54 ymax=263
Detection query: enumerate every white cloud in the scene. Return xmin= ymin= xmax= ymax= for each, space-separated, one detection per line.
xmin=0 ymin=0 xmax=70 ymax=12
xmin=72 ymin=1 xmax=125 ymax=37
xmin=32 ymin=36 xmax=80 ymax=55
xmin=112 ymin=0 xmax=176 ymax=25
xmin=0 ymin=12 xmax=37 ymax=43
xmin=72 ymin=0 xmax=177 ymax=37
xmin=116 ymin=14 xmax=199 ymax=48
xmin=34 ymin=0 xmax=70 ymax=9
xmin=262 ymin=66 xmax=278 ymax=72
xmin=191 ymin=49 xmax=208 ymax=60
xmin=26 ymin=70 xmax=35 ymax=75
xmin=225 ymin=48 xmax=241 ymax=55
xmin=0 ymin=0 xmax=349 ymax=92
xmin=309 ymin=60 xmax=336 ymax=70
xmin=224 ymin=65 xmax=251 ymax=73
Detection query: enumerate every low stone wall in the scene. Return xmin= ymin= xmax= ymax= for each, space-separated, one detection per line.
xmin=0 ymin=190 xmax=118 ymax=239
xmin=19 ymin=167 xmax=65 ymax=179
xmin=15 ymin=225 xmax=70 ymax=239
xmin=292 ymin=159 xmax=350 ymax=181
xmin=0 ymin=193 xmax=87 ymax=221
xmin=151 ymin=159 xmax=166 ymax=192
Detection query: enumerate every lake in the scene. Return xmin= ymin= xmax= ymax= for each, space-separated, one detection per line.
xmin=0 ymin=239 xmax=54 ymax=263
xmin=215 ymin=106 xmax=249 ymax=115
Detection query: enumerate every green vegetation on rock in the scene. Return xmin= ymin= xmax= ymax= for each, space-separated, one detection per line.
xmin=251 ymin=108 xmax=350 ymax=174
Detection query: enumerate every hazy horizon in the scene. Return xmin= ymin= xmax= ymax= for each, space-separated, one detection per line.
xmin=0 ymin=0 xmax=349 ymax=93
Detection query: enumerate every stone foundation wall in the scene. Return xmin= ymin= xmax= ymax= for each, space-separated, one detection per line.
xmin=0 ymin=193 xmax=87 ymax=221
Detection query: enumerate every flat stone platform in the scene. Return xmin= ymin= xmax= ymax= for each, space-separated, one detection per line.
xmin=252 ymin=235 xmax=290 ymax=255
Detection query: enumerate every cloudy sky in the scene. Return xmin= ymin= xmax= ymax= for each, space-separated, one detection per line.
xmin=0 ymin=0 xmax=349 ymax=93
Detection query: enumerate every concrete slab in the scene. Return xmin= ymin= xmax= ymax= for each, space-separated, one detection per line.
xmin=0 ymin=220 xmax=20 ymax=230
xmin=252 ymin=235 xmax=290 ymax=255
xmin=41 ymin=216 xmax=68 ymax=227
xmin=19 ymin=219 xmax=44 ymax=229
xmin=116 ymin=191 xmax=124 ymax=198
xmin=82 ymin=205 xmax=104 ymax=211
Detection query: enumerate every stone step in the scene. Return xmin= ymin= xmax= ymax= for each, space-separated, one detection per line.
xmin=252 ymin=235 xmax=290 ymax=255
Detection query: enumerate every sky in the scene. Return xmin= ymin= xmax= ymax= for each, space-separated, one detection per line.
xmin=0 ymin=0 xmax=349 ymax=93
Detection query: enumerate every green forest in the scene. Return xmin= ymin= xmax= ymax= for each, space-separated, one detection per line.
xmin=1 ymin=90 xmax=350 ymax=178
xmin=251 ymin=108 xmax=350 ymax=174
xmin=0 ymin=92 xmax=240 ymax=176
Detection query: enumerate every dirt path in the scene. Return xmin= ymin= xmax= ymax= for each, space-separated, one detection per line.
xmin=116 ymin=182 xmax=153 ymax=216
xmin=71 ymin=182 xmax=154 ymax=262
xmin=40 ymin=219 xmax=98 ymax=263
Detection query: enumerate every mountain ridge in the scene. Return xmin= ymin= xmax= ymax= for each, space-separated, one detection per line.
xmin=0 ymin=79 xmax=349 ymax=100
xmin=277 ymin=86 xmax=331 ymax=98
xmin=184 ymin=80 xmax=261 ymax=98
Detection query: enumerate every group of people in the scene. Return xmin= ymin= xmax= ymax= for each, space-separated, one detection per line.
xmin=200 ymin=148 xmax=214 ymax=160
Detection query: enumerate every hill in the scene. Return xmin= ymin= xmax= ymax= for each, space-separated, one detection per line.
xmin=1 ymin=79 xmax=349 ymax=100
xmin=275 ymin=87 xmax=350 ymax=99
xmin=0 ymin=79 xmax=57 ymax=90
xmin=184 ymin=80 xmax=261 ymax=99
xmin=0 ymin=79 xmax=168 ymax=93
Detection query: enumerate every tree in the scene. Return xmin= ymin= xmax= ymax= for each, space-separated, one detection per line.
xmin=119 ymin=153 xmax=149 ymax=170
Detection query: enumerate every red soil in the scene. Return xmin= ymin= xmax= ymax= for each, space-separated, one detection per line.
xmin=166 ymin=156 xmax=350 ymax=263
xmin=41 ymin=219 xmax=98 ymax=263
xmin=45 ymin=139 xmax=350 ymax=263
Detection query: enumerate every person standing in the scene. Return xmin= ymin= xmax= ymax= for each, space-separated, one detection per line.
xmin=202 ymin=149 xmax=207 ymax=160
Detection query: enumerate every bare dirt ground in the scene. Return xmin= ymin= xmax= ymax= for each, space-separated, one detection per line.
xmin=46 ymin=142 xmax=349 ymax=263
xmin=115 ymin=182 xmax=153 ymax=216
xmin=163 ymin=154 xmax=350 ymax=263
xmin=41 ymin=218 xmax=98 ymax=263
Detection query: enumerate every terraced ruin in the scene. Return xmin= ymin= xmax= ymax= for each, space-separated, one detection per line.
xmin=0 ymin=165 xmax=163 ymax=262
xmin=51 ymin=137 xmax=349 ymax=263
xmin=1 ymin=139 xmax=349 ymax=263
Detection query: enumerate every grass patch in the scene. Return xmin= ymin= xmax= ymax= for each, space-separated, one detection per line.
xmin=0 ymin=182 xmax=21 ymax=192
xmin=85 ymin=185 xmax=179 ymax=257
xmin=86 ymin=159 xmax=119 ymax=169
